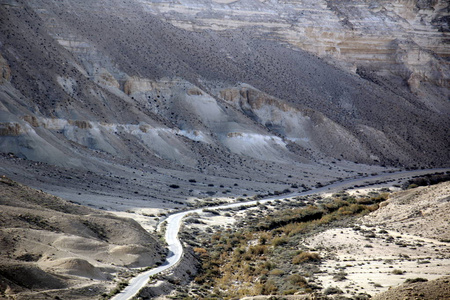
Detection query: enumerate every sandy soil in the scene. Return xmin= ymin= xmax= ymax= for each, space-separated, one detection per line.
xmin=304 ymin=182 xmax=450 ymax=298
xmin=373 ymin=275 xmax=450 ymax=300
xmin=0 ymin=177 xmax=164 ymax=300
xmin=171 ymin=182 xmax=450 ymax=299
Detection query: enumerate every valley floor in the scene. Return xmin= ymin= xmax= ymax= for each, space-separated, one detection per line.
xmin=153 ymin=180 xmax=449 ymax=299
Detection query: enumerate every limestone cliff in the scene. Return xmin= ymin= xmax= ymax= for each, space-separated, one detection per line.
xmin=145 ymin=0 xmax=449 ymax=93
xmin=0 ymin=0 xmax=448 ymax=210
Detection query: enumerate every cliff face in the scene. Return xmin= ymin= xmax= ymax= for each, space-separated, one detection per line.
xmin=0 ymin=0 xmax=448 ymax=208
xmin=146 ymin=0 xmax=449 ymax=93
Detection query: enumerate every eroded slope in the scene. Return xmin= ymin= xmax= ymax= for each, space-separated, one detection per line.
xmin=0 ymin=0 xmax=448 ymax=210
xmin=0 ymin=176 xmax=164 ymax=299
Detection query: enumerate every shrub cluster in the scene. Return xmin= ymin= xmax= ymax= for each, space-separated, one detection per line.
xmin=185 ymin=191 xmax=389 ymax=298
xmin=402 ymin=173 xmax=450 ymax=189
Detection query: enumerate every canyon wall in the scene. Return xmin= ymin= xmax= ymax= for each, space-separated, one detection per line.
xmin=0 ymin=0 xmax=448 ymax=207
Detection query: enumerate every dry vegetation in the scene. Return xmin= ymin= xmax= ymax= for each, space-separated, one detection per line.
xmin=174 ymin=191 xmax=390 ymax=299
xmin=162 ymin=180 xmax=450 ymax=300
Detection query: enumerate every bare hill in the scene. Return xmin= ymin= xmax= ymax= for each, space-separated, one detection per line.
xmin=0 ymin=0 xmax=449 ymax=210
xmin=363 ymin=181 xmax=450 ymax=241
xmin=304 ymin=182 xmax=450 ymax=298
xmin=373 ymin=276 xmax=450 ymax=300
xmin=0 ymin=176 xmax=164 ymax=299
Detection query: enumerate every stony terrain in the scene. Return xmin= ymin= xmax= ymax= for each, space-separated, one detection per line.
xmin=304 ymin=182 xmax=450 ymax=298
xmin=0 ymin=0 xmax=449 ymax=299
xmin=0 ymin=0 xmax=449 ymax=212
xmin=166 ymin=182 xmax=450 ymax=299
xmin=0 ymin=176 xmax=164 ymax=300
xmin=147 ymin=0 xmax=450 ymax=96
xmin=373 ymin=275 xmax=450 ymax=300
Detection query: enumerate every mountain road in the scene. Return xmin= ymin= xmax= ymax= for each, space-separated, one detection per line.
xmin=112 ymin=168 xmax=449 ymax=300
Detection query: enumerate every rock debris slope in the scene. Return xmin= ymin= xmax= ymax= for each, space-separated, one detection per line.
xmin=0 ymin=0 xmax=449 ymax=209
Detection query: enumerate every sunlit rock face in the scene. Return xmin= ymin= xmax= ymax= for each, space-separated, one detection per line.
xmin=0 ymin=0 xmax=448 ymax=208
xmin=143 ymin=0 xmax=449 ymax=92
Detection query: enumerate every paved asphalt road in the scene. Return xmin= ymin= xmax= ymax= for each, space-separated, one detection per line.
xmin=111 ymin=211 xmax=197 ymax=300
xmin=111 ymin=168 xmax=449 ymax=300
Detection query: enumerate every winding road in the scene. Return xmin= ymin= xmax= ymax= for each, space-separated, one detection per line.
xmin=112 ymin=168 xmax=449 ymax=300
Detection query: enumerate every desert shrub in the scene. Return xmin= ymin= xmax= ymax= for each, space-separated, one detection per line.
xmin=317 ymin=213 xmax=337 ymax=225
xmin=187 ymin=189 xmax=390 ymax=299
xmin=259 ymin=235 xmax=267 ymax=245
xmin=405 ymin=278 xmax=428 ymax=283
xmin=202 ymin=208 xmax=220 ymax=215
xmin=243 ymin=252 xmax=254 ymax=261
xmin=282 ymin=222 xmax=309 ymax=236
xmin=324 ymin=286 xmax=343 ymax=295
xmin=249 ymin=245 xmax=267 ymax=256
xmin=268 ymin=269 xmax=284 ymax=276
xmin=272 ymin=236 xmax=288 ymax=246
xmin=233 ymin=247 xmax=246 ymax=257
xmin=193 ymin=247 xmax=208 ymax=259
xmin=288 ymin=274 xmax=307 ymax=286
xmin=262 ymin=261 xmax=276 ymax=271
xmin=371 ymin=192 xmax=389 ymax=202
xmin=324 ymin=199 xmax=348 ymax=212
xmin=256 ymin=206 xmax=324 ymax=230
xmin=332 ymin=192 xmax=349 ymax=198
xmin=337 ymin=204 xmax=366 ymax=215
xmin=103 ymin=281 xmax=129 ymax=298
xmin=261 ymin=280 xmax=278 ymax=295
xmin=373 ymin=282 xmax=383 ymax=287
xmin=402 ymin=173 xmax=450 ymax=189
xmin=337 ymin=203 xmax=378 ymax=215
xmin=357 ymin=192 xmax=388 ymax=204
xmin=333 ymin=271 xmax=348 ymax=281
xmin=292 ymin=252 xmax=320 ymax=264
xmin=392 ymin=269 xmax=405 ymax=275
xmin=283 ymin=289 xmax=299 ymax=295
xmin=353 ymin=293 xmax=372 ymax=299
xmin=356 ymin=197 xmax=375 ymax=205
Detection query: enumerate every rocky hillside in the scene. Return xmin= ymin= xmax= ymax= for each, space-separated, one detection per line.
xmin=0 ymin=176 xmax=164 ymax=299
xmin=149 ymin=0 xmax=450 ymax=96
xmin=0 ymin=0 xmax=449 ymax=209
xmin=373 ymin=276 xmax=450 ymax=300
xmin=166 ymin=182 xmax=450 ymax=299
